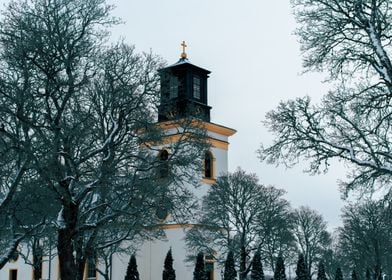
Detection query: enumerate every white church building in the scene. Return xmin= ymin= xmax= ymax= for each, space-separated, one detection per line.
xmin=0 ymin=46 xmax=236 ymax=280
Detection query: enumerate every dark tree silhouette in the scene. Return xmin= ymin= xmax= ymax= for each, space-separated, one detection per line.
xmin=163 ymin=249 xmax=176 ymax=280
xmin=193 ymin=252 xmax=207 ymax=280
xmin=124 ymin=254 xmax=139 ymax=280
xmin=274 ymin=255 xmax=287 ymax=280
xmin=351 ymin=270 xmax=358 ymax=280
xmin=251 ymin=250 xmax=264 ymax=280
xmin=295 ymin=253 xmax=308 ymax=280
xmin=317 ymin=262 xmax=327 ymax=280
xmin=224 ymin=251 xmax=237 ymax=280
xmin=366 ymin=269 xmax=371 ymax=280
xmin=374 ymin=264 xmax=383 ymax=280
xmin=186 ymin=169 xmax=293 ymax=276
xmin=335 ymin=267 xmax=343 ymax=280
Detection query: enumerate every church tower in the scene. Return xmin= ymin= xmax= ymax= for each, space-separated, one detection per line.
xmin=0 ymin=43 xmax=235 ymax=280
xmin=158 ymin=41 xmax=211 ymax=122
xmin=113 ymin=43 xmax=236 ymax=280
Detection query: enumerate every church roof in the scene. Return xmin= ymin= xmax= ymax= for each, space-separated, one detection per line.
xmin=160 ymin=58 xmax=211 ymax=74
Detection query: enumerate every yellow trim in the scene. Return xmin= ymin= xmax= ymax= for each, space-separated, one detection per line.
xmin=146 ymin=133 xmax=193 ymax=146
xmin=156 ymin=223 xmax=224 ymax=230
xmin=158 ymin=119 xmax=236 ymax=137
xmin=203 ymin=122 xmax=236 ymax=137
xmin=158 ymin=134 xmax=229 ymax=150
xmin=209 ymin=138 xmax=229 ymax=150
xmin=154 ymin=223 xmax=214 ymax=230
xmin=202 ymin=178 xmax=216 ymax=185
xmin=146 ymin=223 xmax=224 ymax=232
xmin=149 ymin=119 xmax=235 ymax=150
xmin=158 ymin=223 xmax=195 ymax=230
xmin=57 ymin=258 xmax=60 ymax=280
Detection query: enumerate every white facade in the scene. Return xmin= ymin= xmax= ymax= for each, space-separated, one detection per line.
xmin=121 ymin=121 xmax=236 ymax=280
xmin=0 ymin=49 xmax=236 ymax=279
xmin=0 ymin=250 xmax=58 ymax=280
xmin=0 ymin=121 xmax=235 ymax=280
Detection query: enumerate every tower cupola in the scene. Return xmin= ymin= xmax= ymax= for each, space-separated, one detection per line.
xmin=158 ymin=42 xmax=211 ymax=122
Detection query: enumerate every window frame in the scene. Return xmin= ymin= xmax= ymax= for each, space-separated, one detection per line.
xmin=9 ymin=269 xmax=17 ymax=280
xmin=169 ymin=76 xmax=179 ymax=99
xmin=203 ymin=151 xmax=214 ymax=179
xmin=193 ymin=75 xmax=201 ymax=100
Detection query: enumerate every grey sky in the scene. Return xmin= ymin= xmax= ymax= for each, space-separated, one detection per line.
xmin=0 ymin=0 xmax=346 ymax=229
xmin=109 ymin=0 xmax=346 ymax=229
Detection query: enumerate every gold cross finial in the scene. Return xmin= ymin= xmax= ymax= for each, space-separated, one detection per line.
xmin=181 ymin=41 xmax=187 ymax=59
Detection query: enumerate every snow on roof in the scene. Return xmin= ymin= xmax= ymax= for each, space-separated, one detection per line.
xmin=160 ymin=58 xmax=211 ymax=73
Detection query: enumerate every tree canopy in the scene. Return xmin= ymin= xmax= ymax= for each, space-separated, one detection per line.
xmin=186 ymin=168 xmax=294 ymax=278
xmin=260 ymin=0 xmax=392 ymax=196
xmin=293 ymin=206 xmax=331 ymax=276
xmin=337 ymin=197 xmax=392 ymax=277
xmin=0 ymin=0 xmax=207 ymax=278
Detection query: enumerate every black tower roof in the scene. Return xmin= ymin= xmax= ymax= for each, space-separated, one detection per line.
xmin=158 ymin=52 xmax=212 ymax=122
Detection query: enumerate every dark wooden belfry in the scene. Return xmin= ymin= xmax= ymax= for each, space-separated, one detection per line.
xmin=158 ymin=42 xmax=212 ymax=122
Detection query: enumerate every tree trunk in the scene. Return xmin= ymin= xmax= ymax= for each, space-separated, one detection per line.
xmin=240 ymin=244 xmax=246 ymax=280
xmin=75 ymin=236 xmax=86 ymax=280
xmin=57 ymin=198 xmax=79 ymax=280
xmin=32 ymin=239 xmax=43 ymax=280
xmin=76 ymin=259 xmax=86 ymax=280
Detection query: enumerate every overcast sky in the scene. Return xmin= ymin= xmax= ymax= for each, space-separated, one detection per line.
xmin=106 ymin=0 xmax=347 ymax=230
xmin=0 ymin=0 xmax=347 ymax=229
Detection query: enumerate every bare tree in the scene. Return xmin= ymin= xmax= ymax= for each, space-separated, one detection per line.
xmin=337 ymin=198 xmax=392 ymax=277
xmin=0 ymin=0 xmax=207 ymax=279
xmin=257 ymin=187 xmax=296 ymax=272
xmin=292 ymin=206 xmax=331 ymax=277
xmin=186 ymin=168 xmax=294 ymax=280
xmin=0 ymin=164 xmax=54 ymax=268
xmin=259 ymin=0 xmax=392 ymax=196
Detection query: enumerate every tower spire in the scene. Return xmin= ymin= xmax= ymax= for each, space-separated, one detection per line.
xmin=180 ymin=41 xmax=187 ymax=59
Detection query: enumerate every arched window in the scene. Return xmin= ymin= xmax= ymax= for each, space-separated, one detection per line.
xmin=158 ymin=150 xmax=169 ymax=178
xmin=204 ymin=151 xmax=213 ymax=179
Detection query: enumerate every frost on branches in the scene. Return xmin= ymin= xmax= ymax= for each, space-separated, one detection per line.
xmin=260 ymin=0 xmax=392 ymax=196
xmin=0 ymin=0 xmax=207 ymax=279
